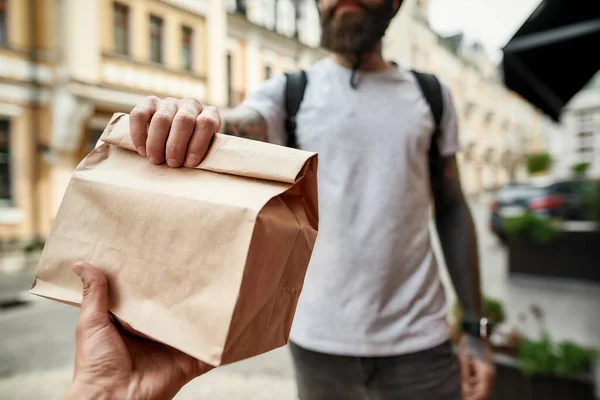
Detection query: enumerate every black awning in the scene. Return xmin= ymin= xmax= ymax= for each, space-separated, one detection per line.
xmin=501 ymin=0 xmax=600 ymax=122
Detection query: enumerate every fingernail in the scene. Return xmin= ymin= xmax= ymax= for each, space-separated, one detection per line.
xmin=137 ymin=146 xmax=147 ymax=156
xmin=185 ymin=154 xmax=199 ymax=166
xmin=72 ymin=263 xmax=83 ymax=277
xmin=166 ymin=158 xmax=180 ymax=168
xmin=148 ymin=156 xmax=161 ymax=165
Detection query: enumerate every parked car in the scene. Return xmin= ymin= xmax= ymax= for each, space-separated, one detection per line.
xmin=490 ymin=183 xmax=542 ymax=242
xmin=490 ymin=179 xmax=597 ymax=242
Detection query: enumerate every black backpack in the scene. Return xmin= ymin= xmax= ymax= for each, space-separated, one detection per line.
xmin=283 ymin=69 xmax=445 ymax=192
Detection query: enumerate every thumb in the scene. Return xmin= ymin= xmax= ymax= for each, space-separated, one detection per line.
xmin=73 ymin=262 xmax=110 ymax=329
xmin=459 ymin=350 xmax=475 ymax=386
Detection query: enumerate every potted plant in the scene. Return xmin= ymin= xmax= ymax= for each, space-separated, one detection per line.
xmin=491 ymin=307 xmax=599 ymax=400
xmin=502 ymin=211 xmax=599 ymax=282
xmin=503 ymin=211 xmax=562 ymax=244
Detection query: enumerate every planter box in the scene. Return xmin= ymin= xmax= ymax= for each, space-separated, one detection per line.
xmin=491 ymin=354 xmax=596 ymax=400
xmin=507 ymin=230 xmax=600 ymax=283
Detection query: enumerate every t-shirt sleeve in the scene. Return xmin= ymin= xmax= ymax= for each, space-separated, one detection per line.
xmin=240 ymin=74 xmax=288 ymax=146
xmin=439 ymin=83 xmax=461 ymax=156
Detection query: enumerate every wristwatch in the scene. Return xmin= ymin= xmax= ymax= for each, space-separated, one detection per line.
xmin=461 ymin=318 xmax=492 ymax=339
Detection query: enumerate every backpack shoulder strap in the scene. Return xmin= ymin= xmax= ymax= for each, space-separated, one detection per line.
xmin=284 ymin=70 xmax=308 ymax=149
xmin=411 ymin=70 xmax=445 ymax=190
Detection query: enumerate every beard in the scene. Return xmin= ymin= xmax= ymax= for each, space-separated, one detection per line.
xmin=320 ymin=1 xmax=395 ymax=55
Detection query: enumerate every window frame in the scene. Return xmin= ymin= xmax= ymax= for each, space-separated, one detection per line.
xmin=0 ymin=0 xmax=8 ymax=46
xmin=181 ymin=25 xmax=193 ymax=71
xmin=113 ymin=2 xmax=130 ymax=56
xmin=0 ymin=118 xmax=12 ymax=206
xmin=149 ymin=15 xmax=164 ymax=64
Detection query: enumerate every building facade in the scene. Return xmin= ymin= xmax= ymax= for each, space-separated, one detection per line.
xmin=0 ymin=0 xmax=548 ymax=242
xmin=546 ymin=73 xmax=600 ymax=179
xmin=224 ymin=0 xmax=325 ymax=108
xmin=0 ymin=0 xmax=221 ymax=241
xmin=385 ymin=0 xmax=546 ymax=196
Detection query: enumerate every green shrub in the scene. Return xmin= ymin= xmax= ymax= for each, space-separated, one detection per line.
xmin=581 ymin=181 xmax=600 ymax=222
xmin=503 ymin=212 xmax=561 ymax=243
xmin=451 ymin=297 xmax=506 ymax=328
xmin=526 ymin=152 xmax=553 ymax=175
xmin=571 ymin=162 xmax=590 ymax=177
xmin=518 ymin=334 xmax=598 ymax=376
xmin=23 ymin=239 xmax=45 ymax=253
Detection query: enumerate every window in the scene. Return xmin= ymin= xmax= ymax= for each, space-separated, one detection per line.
xmin=577 ymin=131 xmax=594 ymax=163
xmin=226 ymin=52 xmax=233 ymax=107
xmin=181 ymin=26 xmax=193 ymax=71
xmin=575 ymin=108 xmax=598 ymax=164
xmin=0 ymin=0 xmax=7 ymax=46
xmin=149 ymin=15 xmax=164 ymax=64
xmin=0 ymin=119 xmax=11 ymax=204
xmin=113 ymin=2 xmax=129 ymax=55
xmin=265 ymin=65 xmax=272 ymax=80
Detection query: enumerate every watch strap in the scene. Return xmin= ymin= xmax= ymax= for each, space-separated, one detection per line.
xmin=461 ymin=318 xmax=491 ymax=338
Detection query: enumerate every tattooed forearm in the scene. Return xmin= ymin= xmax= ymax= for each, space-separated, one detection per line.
xmin=219 ymin=107 xmax=268 ymax=142
xmin=433 ymin=156 xmax=482 ymax=322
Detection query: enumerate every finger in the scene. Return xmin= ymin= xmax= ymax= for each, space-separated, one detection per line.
xmin=472 ymin=360 xmax=496 ymax=399
xmin=185 ymin=106 xmax=221 ymax=167
xmin=463 ymin=386 xmax=477 ymax=400
xmin=459 ymin=351 xmax=474 ymax=386
xmin=165 ymin=98 xmax=203 ymax=168
xmin=73 ymin=262 xmax=110 ymax=330
xmin=130 ymin=96 xmax=160 ymax=156
xmin=147 ymin=98 xmax=178 ymax=165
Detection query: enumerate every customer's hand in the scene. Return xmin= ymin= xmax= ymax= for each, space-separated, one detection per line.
xmin=130 ymin=97 xmax=222 ymax=168
xmin=458 ymin=334 xmax=496 ymax=400
xmin=61 ymin=262 xmax=212 ymax=400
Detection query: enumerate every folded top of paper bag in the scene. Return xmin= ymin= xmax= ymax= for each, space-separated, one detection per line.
xmin=100 ymin=113 xmax=316 ymax=184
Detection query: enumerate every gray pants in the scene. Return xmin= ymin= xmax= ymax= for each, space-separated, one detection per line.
xmin=289 ymin=340 xmax=461 ymax=400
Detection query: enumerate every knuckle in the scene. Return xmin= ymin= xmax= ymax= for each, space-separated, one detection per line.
xmin=85 ymin=312 xmax=108 ymax=328
xmin=196 ymin=115 xmax=218 ymax=132
xmin=153 ymin=112 xmax=173 ymax=124
xmin=145 ymin=95 xmax=160 ymax=104
xmin=163 ymin=97 xmax=178 ymax=107
xmin=184 ymin=97 xmax=203 ymax=108
xmin=130 ymin=107 xmax=150 ymax=121
xmin=174 ymin=111 xmax=196 ymax=125
xmin=205 ymin=105 xmax=221 ymax=118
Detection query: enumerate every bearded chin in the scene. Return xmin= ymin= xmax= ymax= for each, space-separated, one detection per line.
xmin=320 ymin=13 xmax=381 ymax=54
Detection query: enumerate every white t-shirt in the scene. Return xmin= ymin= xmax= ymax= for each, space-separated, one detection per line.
xmin=242 ymin=57 xmax=461 ymax=357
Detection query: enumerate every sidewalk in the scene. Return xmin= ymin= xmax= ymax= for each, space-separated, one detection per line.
xmin=0 ymin=249 xmax=40 ymax=307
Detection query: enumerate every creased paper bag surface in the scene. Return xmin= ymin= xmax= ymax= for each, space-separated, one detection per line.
xmin=30 ymin=112 xmax=319 ymax=366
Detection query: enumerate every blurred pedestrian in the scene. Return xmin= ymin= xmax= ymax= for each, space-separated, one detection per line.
xmin=127 ymin=0 xmax=496 ymax=398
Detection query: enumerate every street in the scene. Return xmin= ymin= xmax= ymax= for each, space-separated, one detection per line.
xmin=1 ymin=200 xmax=599 ymax=399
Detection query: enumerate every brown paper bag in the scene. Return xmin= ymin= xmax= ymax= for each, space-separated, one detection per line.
xmin=30 ymin=112 xmax=319 ymax=366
